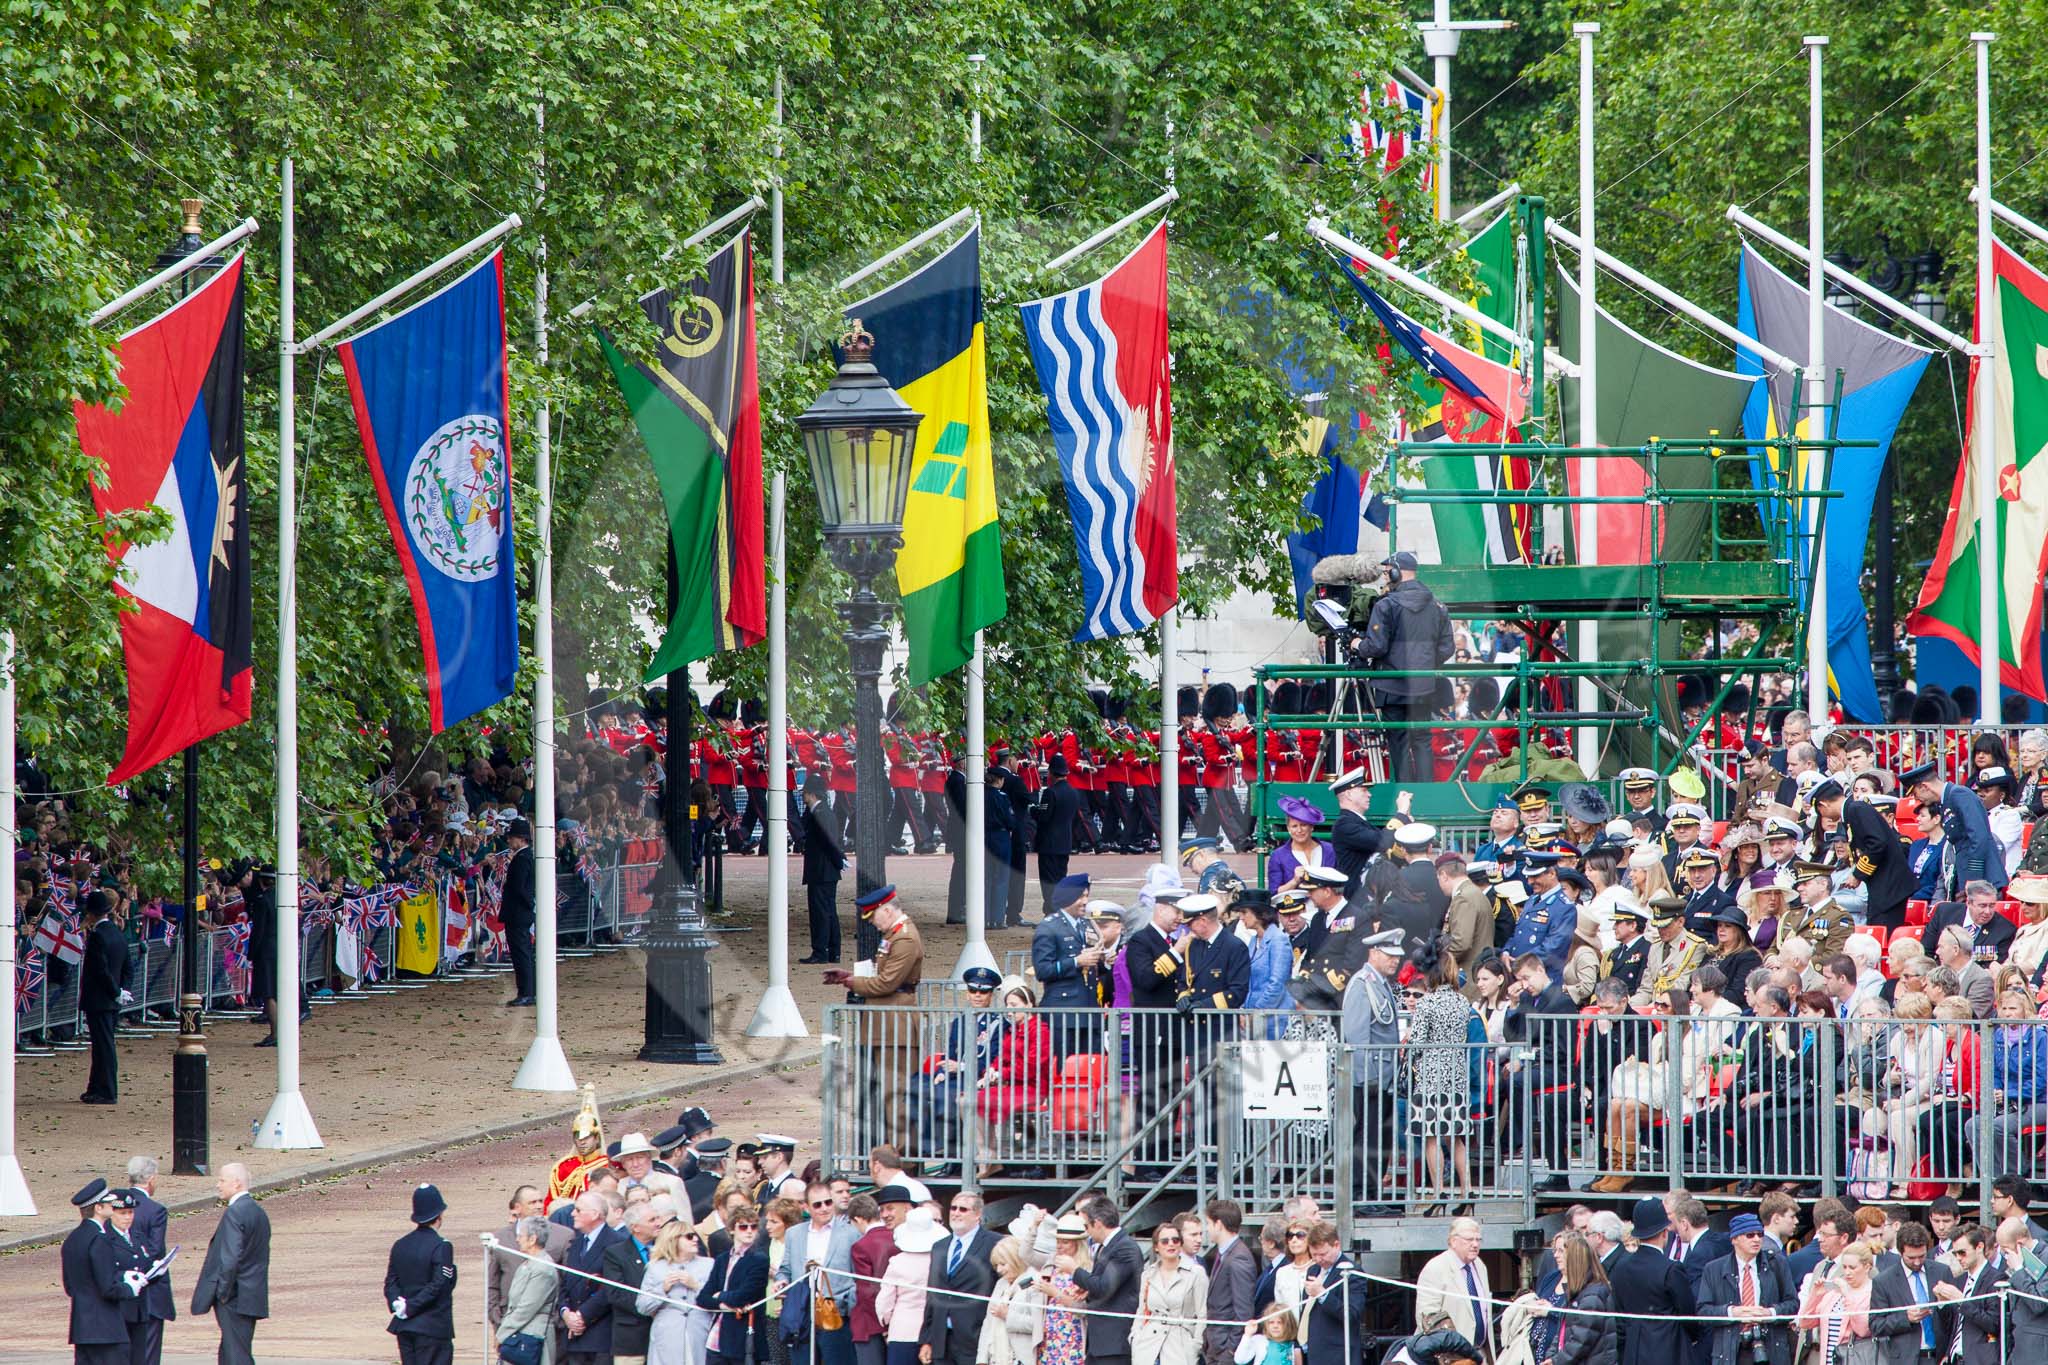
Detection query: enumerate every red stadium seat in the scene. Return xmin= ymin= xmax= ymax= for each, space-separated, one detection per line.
xmin=1906 ymin=900 xmax=1930 ymax=927
xmin=1050 ymin=1053 xmax=1109 ymax=1134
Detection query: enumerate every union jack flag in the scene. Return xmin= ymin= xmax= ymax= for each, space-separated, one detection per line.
xmin=15 ymin=950 xmax=45 ymax=1014
xmin=1351 ymin=77 xmax=1438 ymax=192
xmin=222 ymin=919 xmax=253 ymax=1000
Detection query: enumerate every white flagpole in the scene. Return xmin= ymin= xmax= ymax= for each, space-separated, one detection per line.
xmin=1160 ymin=611 xmax=1180 ymax=866
xmin=516 ymin=104 xmax=577 ymax=1090
xmin=1974 ymin=32 xmax=2000 ymax=725
xmin=88 ymin=217 xmax=260 ymax=327
xmin=1574 ymin=22 xmax=1601 ymax=777
xmin=957 ymin=52 xmax=996 ymax=977
xmin=1430 ymin=0 xmax=1454 ymax=220
xmin=256 ymin=156 xmax=322 ymax=1150
xmin=1972 ymin=188 xmax=2048 ymax=251
xmin=1804 ymin=35 xmax=1830 ymax=721
xmin=0 ymin=632 xmax=34 ymax=1214
xmin=750 ymin=77 xmax=806 ymax=1036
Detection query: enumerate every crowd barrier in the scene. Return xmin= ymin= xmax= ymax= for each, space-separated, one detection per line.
xmin=13 ymin=854 xmax=662 ymax=1047
xmin=817 ymin=1003 xmax=2048 ymax=1224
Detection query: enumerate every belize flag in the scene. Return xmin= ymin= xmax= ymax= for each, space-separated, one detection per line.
xmin=75 ymin=254 xmax=253 ymax=785
xmin=1018 ymin=221 xmax=1178 ymax=640
xmin=338 ymin=251 xmax=518 ymax=732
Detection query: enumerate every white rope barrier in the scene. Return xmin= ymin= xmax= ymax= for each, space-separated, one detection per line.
xmin=479 ymin=1234 xmax=775 ymax=1314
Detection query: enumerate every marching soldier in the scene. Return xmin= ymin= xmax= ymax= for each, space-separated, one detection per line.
xmin=1630 ymin=895 xmax=1709 ymax=1011
xmin=1601 ymin=902 xmax=1653 ymax=997
xmin=385 ymin=1184 xmax=459 ymax=1365
xmin=1779 ymin=861 xmax=1854 ymax=960
xmin=824 ymin=885 xmax=924 ymax=1152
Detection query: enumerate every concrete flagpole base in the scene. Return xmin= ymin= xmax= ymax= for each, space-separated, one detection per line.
xmin=950 ymin=939 xmax=1000 ymax=978
xmin=512 ymin=1033 xmax=578 ymax=1092
xmin=251 ymin=1089 xmax=323 ymax=1150
xmin=745 ymin=984 xmax=809 ymax=1039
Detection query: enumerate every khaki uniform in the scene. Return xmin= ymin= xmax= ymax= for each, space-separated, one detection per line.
xmin=845 ymin=914 xmax=925 ymax=1152
xmin=1441 ymin=879 xmax=1493 ymax=983
xmin=1778 ymin=896 xmax=1853 ymax=960
xmin=1630 ymin=925 xmax=1709 ymax=1011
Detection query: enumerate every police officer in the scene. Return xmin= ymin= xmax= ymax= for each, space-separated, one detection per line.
xmin=101 ymin=1187 xmax=158 ymax=1365
xmin=1502 ymin=850 xmax=1575 ymax=976
xmin=1353 ymin=551 xmax=1454 ymax=780
xmin=385 ymin=1183 xmax=459 ymax=1365
xmin=1602 ymin=901 xmax=1653 ymax=997
xmin=65 ymin=1179 xmax=133 ymax=1365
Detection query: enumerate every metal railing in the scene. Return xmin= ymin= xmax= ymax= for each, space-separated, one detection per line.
xmin=816 ymin=1003 xmax=2048 ymax=1215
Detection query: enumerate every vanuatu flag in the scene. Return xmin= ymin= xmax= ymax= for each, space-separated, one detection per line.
xmin=845 ymin=224 xmax=1006 ymax=684
xmin=599 ymin=232 xmax=767 ymax=681
xmin=75 ymin=255 xmax=254 ymax=784
xmin=1910 ymin=239 xmax=2048 ymax=701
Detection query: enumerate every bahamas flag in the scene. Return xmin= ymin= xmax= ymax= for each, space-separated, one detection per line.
xmin=1737 ymin=245 xmax=1931 ymax=721
xmin=845 ymin=224 xmax=1006 ymax=684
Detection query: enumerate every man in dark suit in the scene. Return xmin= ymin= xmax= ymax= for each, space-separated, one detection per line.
xmin=1201 ymin=1200 xmax=1259 ymax=1365
xmin=1784 ymin=1206 xmax=1854 ymax=1290
xmin=1608 ymin=1199 xmax=1696 ymax=1365
xmin=79 ymin=891 xmax=128 ymax=1104
xmin=1034 ymin=759 xmax=1080 ymax=912
xmin=1696 ymin=1214 xmax=1797 ymax=1365
xmin=1668 ymin=1194 xmax=1731 ymax=1295
xmin=1870 ymin=1222 xmax=1956 ymax=1365
xmin=1920 ymin=885 xmax=2018 ymax=963
xmin=191 ymin=1163 xmax=270 ymax=1365
xmin=1063 ymin=1199 xmax=1144 ymax=1365
xmin=993 ymin=749 xmax=1032 ymax=928
xmin=1327 ymin=769 xmax=1389 ymax=896
xmin=385 ymin=1184 xmax=460 ymax=1365
xmin=799 ymin=785 xmax=846 ymax=963
xmin=500 ymin=818 xmax=537 ymax=1006
xmin=127 ymin=1157 xmax=176 ymax=1365
xmin=560 ymin=1192 xmax=621 ymax=1364
xmin=1936 ymin=1226 xmax=2005 ymax=1365
xmin=602 ymin=1202 xmax=662 ymax=1365
xmin=922 ymin=1193 xmax=999 ymax=1365
xmin=1300 ymin=1222 xmax=1371 ymax=1365
xmin=65 ymin=1180 xmax=128 ymax=1365
xmin=1125 ymin=895 xmax=1189 ymax=1172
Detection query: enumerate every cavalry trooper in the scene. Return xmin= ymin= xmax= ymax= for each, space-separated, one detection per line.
xmin=1618 ymin=767 xmax=1666 ymax=837
xmin=1630 ymin=894 xmax=1709 ymax=1011
xmin=1601 ymin=900 xmax=1653 ymax=997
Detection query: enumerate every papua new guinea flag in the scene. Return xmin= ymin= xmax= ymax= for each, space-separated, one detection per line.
xmin=338 ymin=251 xmax=519 ymax=732
xmin=75 ymin=254 xmax=254 ymax=784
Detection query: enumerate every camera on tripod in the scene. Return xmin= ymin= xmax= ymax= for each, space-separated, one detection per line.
xmin=1307 ymin=554 xmax=1389 ymax=655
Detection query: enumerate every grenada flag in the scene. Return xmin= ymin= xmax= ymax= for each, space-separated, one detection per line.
xmin=1910 ymin=239 xmax=2048 ymax=701
xmin=844 ymin=224 xmax=1006 ymax=684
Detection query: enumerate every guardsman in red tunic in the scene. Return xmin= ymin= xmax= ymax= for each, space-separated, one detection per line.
xmin=883 ymin=726 xmax=929 ymax=853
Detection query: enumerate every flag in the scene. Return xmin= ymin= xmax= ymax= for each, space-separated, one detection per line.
xmin=1349 ymin=75 xmax=1439 ymax=239
xmin=15 ymin=950 xmax=45 ymax=1014
xmin=1284 ymin=393 xmax=1366 ymax=615
xmin=442 ymin=878 xmax=471 ymax=952
xmin=338 ymin=250 xmax=519 ymax=733
xmin=1737 ymin=245 xmax=1932 ymax=720
xmin=1337 ymin=261 xmax=1530 ymax=564
xmin=1557 ymin=270 xmax=1762 ymax=566
xmin=1910 ymin=239 xmax=2048 ymax=701
xmin=597 ymin=231 xmax=766 ymax=680
xmin=1019 ymin=222 xmax=1178 ymax=641
xmin=844 ymin=224 xmax=1006 ymax=684
xmin=30 ymin=913 xmax=83 ymax=966
xmin=74 ymin=254 xmax=253 ymax=784
xmin=395 ymin=886 xmax=440 ymax=975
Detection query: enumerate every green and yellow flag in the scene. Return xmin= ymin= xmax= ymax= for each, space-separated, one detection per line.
xmin=844 ymin=224 xmax=1006 ymax=684
xmin=395 ymin=887 xmax=441 ymax=976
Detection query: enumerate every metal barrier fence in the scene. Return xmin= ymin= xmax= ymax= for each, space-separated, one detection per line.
xmin=817 ymin=1003 xmax=2048 ymax=1217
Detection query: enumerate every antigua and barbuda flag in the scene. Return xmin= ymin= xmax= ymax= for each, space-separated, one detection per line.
xmin=338 ymin=250 xmax=519 ymax=732
xmin=1019 ymin=221 xmax=1179 ymax=641
xmin=74 ymin=254 xmax=254 ymax=785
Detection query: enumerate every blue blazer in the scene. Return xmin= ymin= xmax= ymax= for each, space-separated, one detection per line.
xmin=1937 ymin=784 xmax=2008 ymax=891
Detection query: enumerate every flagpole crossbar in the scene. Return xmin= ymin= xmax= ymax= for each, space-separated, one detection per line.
xmin=1726 ymin=205 xmax=1979 ymax=356
xmin=1454 ymin=183 xmax=1521 ymax=230
xmin=1970 ymin=188 xmax=2048 ymax=253
xmin=89 ymin=218 xmax=262 ymax=327
xmin=1040 ymin=188 xmax=1179 ymax=275
xmin=567 ymin=196 xmax=767 ymax=321
xmin=296 ymin=213 xmax=523 ymax=353
xmin=836 ymin=207 xmax=977 ymax=296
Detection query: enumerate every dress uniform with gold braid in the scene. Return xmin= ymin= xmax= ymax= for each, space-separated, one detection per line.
xmin=1630 ymin=895 xmax=1710 ymax=1010
xmin=1599 ymin=902 xmax=1653 ymax=997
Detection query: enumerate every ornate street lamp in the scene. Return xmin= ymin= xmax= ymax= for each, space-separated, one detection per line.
xmin=156 ymin=198 xmax=223 ymax=1175
xmin=796 ymin=323 xmax=922 ymax=962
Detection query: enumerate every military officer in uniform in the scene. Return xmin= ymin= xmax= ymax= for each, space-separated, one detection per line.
xmin=1815 ymin=776 xmax=1915 ymax=930
xmin=1328 ymin=767 xmax=1397 ymax=895
xmin=1502 ymin=850 xmax=1575 ymax=976
xmin=1780 ymin=861 xmax=1853 ymax=960
xmin=1031 ymin=873 xmax=1101 ymax=1058
xmin=1618 ymin=768 xmax=1666 ymax=837
xmin=65 ymin=1179 xmax=132 ymax=1365
xmin=385 ymin=1183 xmax=459 ymax=1365
xmin=1342 ymin=927 xmax=1406 ymax=1212
xmin=1473 ymin=797 xmax=1525 ymax=873
xmin=1630 ymin=895 xmax=1709 ymax=1011
xmin=825 ymin=884 xmax=925 ymax=1152
xmin=1601 ymin=901 xmax=1653 ymax=997
xmin=1660 ymin=804 xmax=1710 ymax=881
xmin=1125 ymin=890 xmax=1188 ymax=1173
xmin=1180 ymin=892 xmax=1250 ymax=1049
xmin=1512 ymin=783 xmax=1554 ymax=829
xmin=1679 ymin=848 xmax=1733 ymax=934
xmin=547 ymin=1087 xmax=609 ymax=1213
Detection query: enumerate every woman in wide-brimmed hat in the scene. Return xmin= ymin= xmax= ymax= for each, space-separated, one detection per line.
xmin=1718 ymin=824 xmax=1764 ymax=893
xmin=1266 ymin=794 xmax=1331 ymax=892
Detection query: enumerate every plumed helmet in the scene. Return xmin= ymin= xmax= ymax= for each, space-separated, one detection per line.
xmin=571 ymin=1082 xmax=604 ymax=1141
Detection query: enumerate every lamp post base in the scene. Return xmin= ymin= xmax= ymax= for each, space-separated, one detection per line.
xmin=639 ymin=882 xmax=723 ymax=1065
xmin=252 ymin=1089 xmax=323 ymax=1150
xmin=744 ymin=984 xmax=809 ymax=1038
xmin=172 ymin=995 xmax=209 ymax=1175
xmin=512 ymin=1033 xmax=578 ymax=1092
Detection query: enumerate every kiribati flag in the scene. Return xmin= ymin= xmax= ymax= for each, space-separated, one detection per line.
xmin=75 ymin=255 xmax=254 ymax=784
xmin=1019 ymin=222 xmax=1179 ymax=640
xmin=338 ymin=251 xmax=518 ymax=732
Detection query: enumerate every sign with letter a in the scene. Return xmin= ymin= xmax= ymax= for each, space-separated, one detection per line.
xmin=1239 ymin=1040 xmax=1331 ymax=1120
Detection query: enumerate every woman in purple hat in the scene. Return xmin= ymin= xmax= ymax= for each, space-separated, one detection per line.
xmin=1266 ymin=796 xmax=1331 ymax=892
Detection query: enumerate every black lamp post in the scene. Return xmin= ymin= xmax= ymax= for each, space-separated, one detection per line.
xmin=796 ymin=323 xmax=922 ymax=965
xmin=639 ymin=615 xmax=724 ymax=1063
xmin=156 ymin=198 xmax=220 ymax=1176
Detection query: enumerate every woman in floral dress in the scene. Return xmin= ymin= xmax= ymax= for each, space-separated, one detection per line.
xmin=1040 ymin=1213 xmax=1094 ymax=1365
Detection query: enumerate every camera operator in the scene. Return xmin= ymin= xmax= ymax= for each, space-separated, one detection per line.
xmin=1352 ymin=551 xmax=1453 ymax=780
